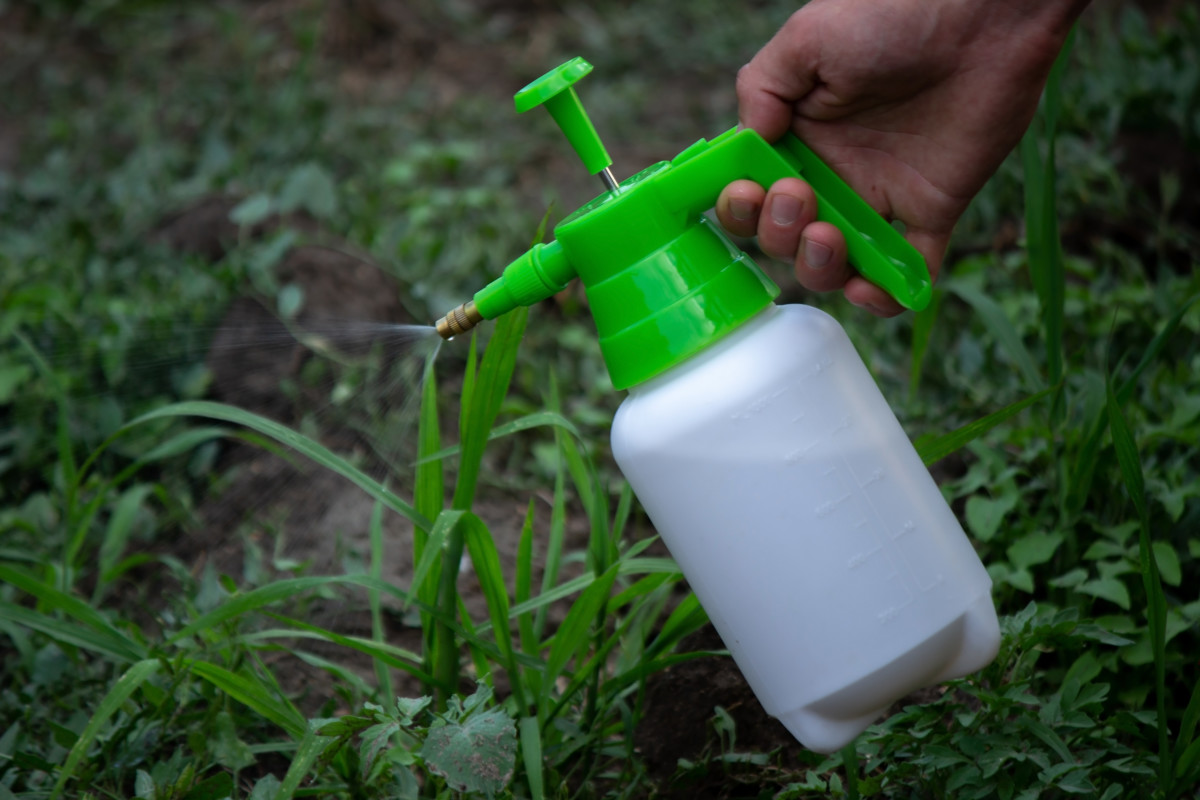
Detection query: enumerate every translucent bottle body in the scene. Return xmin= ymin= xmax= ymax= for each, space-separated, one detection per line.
xmin=610 ymin=304 xmax=1000 ymax=753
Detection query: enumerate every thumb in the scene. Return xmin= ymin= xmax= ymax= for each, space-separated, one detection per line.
xmin=736 ymin=10 xmax=822 ymax=141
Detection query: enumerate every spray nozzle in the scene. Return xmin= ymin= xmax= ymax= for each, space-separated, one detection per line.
xmin=435 ymin=241 xmax=573 ymax=339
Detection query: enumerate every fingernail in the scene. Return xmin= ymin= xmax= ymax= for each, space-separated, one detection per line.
xmin=730 ymin=198 xmax=756 ymax=221
xmin=770 ymin=194 xmax=802 ymax=226
xmin=804 ymin=239 xmax=832 ymax=269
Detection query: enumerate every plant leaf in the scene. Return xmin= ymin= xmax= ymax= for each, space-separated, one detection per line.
xmin=1007 ymin=531 xmax=1065 ymax=569
xmin=519 ymin=716 xmax=544 ymax=800
xmin=965 ymin=493 xmax=1019 ymax=542
xmin=916 ymin=387 xmax=1055 ymax=466
xmin=50 ymin=659 xmax=160 ymax=797
xmin=0 ymin=565 xmax=146 ymax=662
xmin=946 ymin=280 xmax=1041 ymax=389
xmin=421 ymin=706 xmax=517 ymax=794
xmin=453 ymin=308 xmax=528 ymax=511
xmin=121 ymin=401 xmax=431 ymax=531
xmin=1077 ymin=577 xmax=1131 ymax=611
xmin=274 ymin=718 xmax=335 ymax=800
xmin=462 ymin=512 xmax=523 ymax=712
xmin=186 ymin=659 xmax=306 ymax=739
xmin=1108 ymin=378 xmax=1170 ymax=791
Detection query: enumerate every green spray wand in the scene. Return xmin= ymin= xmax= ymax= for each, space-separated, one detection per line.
xmin=434 ymin=57 xmax=931 ymax=390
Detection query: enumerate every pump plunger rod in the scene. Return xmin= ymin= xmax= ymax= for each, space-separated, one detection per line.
xmin=599 ymin=166 xmax=620 ymax=194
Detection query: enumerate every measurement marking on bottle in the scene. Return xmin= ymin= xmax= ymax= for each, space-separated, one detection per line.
xmin=891 ymin=520 xmax=916 ymax=540
xmin=731 ymin=385 xmax=792 ymax=420
xmin=877 ymin=591 xmax=915 ymax=624
xmin=918 ymin=574 xmax=946 ymax=593
xmin=784 ymin=441 xmax=818 ymax=464
xmin=814 ymin=492 xmax=853 ymax=518
xmin=831 ymin=415 xmax=853 ymax=435
xmin=847 ymin=544 xmax=883 ymax=569
xmin=797 ymin=356 xmax=835 ymax=382
xmin=859 ymin=468 xmax=884 ymax=488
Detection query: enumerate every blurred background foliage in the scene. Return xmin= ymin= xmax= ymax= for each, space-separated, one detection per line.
xmin=1 ymin=0 xmax=1199 ymax=797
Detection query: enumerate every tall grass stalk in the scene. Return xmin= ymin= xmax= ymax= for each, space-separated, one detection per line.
xmin=1106 ymin=380 xmax=1170 ymax=794
xmin=414 ymin=340 xmax=445 ymax=680
xmin=1019 ymin=29 xmax=1073 ymax=523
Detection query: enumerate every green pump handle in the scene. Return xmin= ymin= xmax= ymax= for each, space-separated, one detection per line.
xmin=662 ymin=127 xmax=931 ymax=310
xmin=434 ymin=58 xmax=933 ymax=387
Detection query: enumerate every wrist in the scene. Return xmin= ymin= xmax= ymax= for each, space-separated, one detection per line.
xmin=950 ymin=0 xmax=1089 ymax=81
xmin=983 ymin=0 xmax=1090 ymax=39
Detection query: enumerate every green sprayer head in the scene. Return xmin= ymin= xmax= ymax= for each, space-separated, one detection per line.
xmin=434 ymin=58 xmax=932 ymax=389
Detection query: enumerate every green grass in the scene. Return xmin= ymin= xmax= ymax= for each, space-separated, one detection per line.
xmin=2 ymin=1 xmax=1200 ymax=798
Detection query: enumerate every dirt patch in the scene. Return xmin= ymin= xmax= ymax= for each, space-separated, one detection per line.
xmin=636 ymin=626 xmax=804 ymax=791
xmin=158 ymin=193 xmax=595 ymax=707
xmin=1062 ymin=129 xmax=1200 ymax=275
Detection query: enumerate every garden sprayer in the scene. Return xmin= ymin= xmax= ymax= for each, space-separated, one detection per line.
xmin=434 ymin=57 xmax=1000 ymax=754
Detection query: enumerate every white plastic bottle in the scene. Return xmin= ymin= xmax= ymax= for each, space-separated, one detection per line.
xmin=610 ymin=303 xmax=1001 ymax=754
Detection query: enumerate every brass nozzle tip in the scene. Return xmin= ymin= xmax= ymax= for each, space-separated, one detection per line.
xmin=435 ymin=301 xmax=483 ymax=339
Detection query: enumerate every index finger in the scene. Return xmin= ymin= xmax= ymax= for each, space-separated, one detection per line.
xmin=736 ymin=8 xmax=822 ymax=140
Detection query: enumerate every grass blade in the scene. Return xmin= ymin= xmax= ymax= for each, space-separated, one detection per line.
xmin=462 ymin=512 xmax=524 ymax=713
xmin=433 ymin=514 xmax=468 ymax=707
xmin=915 ymin=386 xmax=1056 ymax=466
xmin=408 ymin=510 xmax=463 ymax=614
xmin=909 ymin=289 xmax=943 ymax=402
xmin=1117 ymin=293 xmax=1200 ymax=404
xmin=540 ymin=563 xmax=619 ymax=716
xmin=645 ymin=592 xmax=709 ymax=662
xmin=515 ymin=500 xmax=537 ymax=663
xmin=509 ymin=558 xmax=681 ymax=621
xmin=842 ymin=741 xmax=861 ymax=800
xmin=123 ymin=401 xmax=432 ymax=531
xmin=96 ymin=483 xmax=156 ymax=599
xmin=519 ymin=716 xmax=545 ymax=800
xmin=187 ymin=659 xmax=306 ymax=739
xmin=1020 ymin=32 xmax=1073 ymax=393
xmin=1067 ymin=293 xmax=1200 ymax=517
xmin=0 ymin=564 xmax=146 ymax=662
xmin=0 ymin=601 xmax=143 ymax=664
xmin=452 ymin=307 xmax=528 ymax=511
xmin=414 ymin=410 xmax=586 ymax=466
xmin=168 ymin=575 xmax=359 ymax=644
xmin=1107 ymin=379 xmax=1169 ymax=793
xmin=945 ymin=280 xmax=1042 ymax=390
xmin=415 ymin=345 xmax=445 ymax=676
xmin=50 ymin=658 xmax=160 ymax=797
xmin=367 ymin=497 xmax=393 ymax=706
xmin=273 ymin=719 xmax=334 ymax=800
xmin=535 ymin=435 xmax=568 ymax=641
xmin=1172 ymin=678 xmax=1200 ymax=791
xmin=238 ymin=625 xmax=426 ymax=675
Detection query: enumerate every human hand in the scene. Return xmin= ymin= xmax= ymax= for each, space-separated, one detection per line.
xmin=716 ymin=0 xmax=1088 ymax=316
